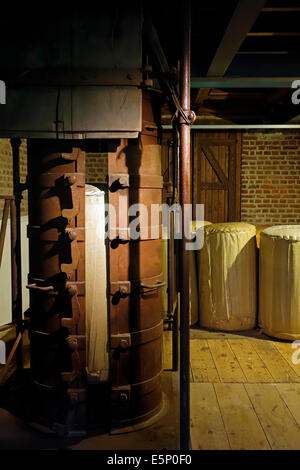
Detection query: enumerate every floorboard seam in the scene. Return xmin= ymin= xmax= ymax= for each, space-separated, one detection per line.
xmin=212 ymin=382 xmax=232 ymax=450
xmin=243 ymin=382 xmax=272 ymax=450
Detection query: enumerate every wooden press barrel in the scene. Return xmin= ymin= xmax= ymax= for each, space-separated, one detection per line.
xmin=108 ymin=91 xmax=164 ymax=431
xmin=27 ymin=140 xmax=86 ymax=435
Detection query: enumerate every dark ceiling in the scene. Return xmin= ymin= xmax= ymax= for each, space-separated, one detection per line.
xmin=0 ymin=1 xmax=299 ymax=126
xmin=153 ymin=0 xmax=300 ymax=124
xmin=153 ymin=0 xmax=300 ymax=77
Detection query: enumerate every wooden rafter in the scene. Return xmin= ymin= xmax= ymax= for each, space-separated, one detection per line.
xmin=207 ymin=0 xmax=267 ymax=77
xmin=262 ymin=7 xmax=300 ymax=12
xmin=194 ymin=88 xmax=211 ymax=113
xmin=247 ymin=32 xmax=300 ymax=37
xmin=195 ymin=88 xmax=211 ymax=104
xmin=191 ymin=77 xmax=298 ymax=88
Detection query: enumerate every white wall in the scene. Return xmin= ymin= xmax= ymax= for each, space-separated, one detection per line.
xmin=0 ymin=215 xmax=29 ymax=326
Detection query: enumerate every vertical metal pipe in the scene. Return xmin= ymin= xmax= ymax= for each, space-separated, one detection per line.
xmin=10 ymin=198 xmax=17 ymax=318
xmin=172 ymin=124 xmax=180 ymax=372
xmin=172 ymin=302 xmax=179 ymax=371
xmin=0 ymin=199 xmax=10 ymax=267
xmin=179 ymin=0 xmax=191 ymax=450
xmin=10 ymin=138 xmax=23 ymax=370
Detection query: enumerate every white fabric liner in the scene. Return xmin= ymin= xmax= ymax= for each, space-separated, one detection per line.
xmin=190 ymin=221 xmax=212 ymax=325
xmin=198 ymin=222 xmax=257 ymax=331
xmin=162 ymin=220 xmax=211 ymax=325
xmin=0 ymin=215 xmax=29 ymax=326
xmin=162 ymin=226 xmax=169 ymax=317
xmin=259 ymin=225 xmax=300 ymax=340
xmin=85 ymin=184 xmax=109 ymax=383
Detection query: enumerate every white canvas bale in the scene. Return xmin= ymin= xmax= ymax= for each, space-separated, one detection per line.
xmin=162 ymin=226 xmax=168 ymax=317
xmin=198 ymin=222 xmax=257 ymax=331
xmin=259 ymin=225 xmax=300 ymax=340
xmin=85 ymin=185 xmax=109 ymax=383
xmin=162 ymin=220 xmax=211 ymax=326
xmin=190 ymin=220 xmax=212 ymax=326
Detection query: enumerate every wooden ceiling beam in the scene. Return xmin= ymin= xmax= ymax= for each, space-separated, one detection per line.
xmin=193 ymin=88 xmax=211 ymax=112
xmin=191 ymin=77 xmax=297 ymax=88
xmin=194 ymin=87 xmax=211 ymax=104
xmin=247 ymin=32 xmax=300 ymax=37
xmin=261 ymin=7 xmax=300 ymax=12
xmin=207 ymin=0 xmax=267 ymax=77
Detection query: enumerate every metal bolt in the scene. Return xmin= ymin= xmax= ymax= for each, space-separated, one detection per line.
xmin=65 ymin=229 xmax=77 ymax=241
xmin=188 ymin=110 xmax=196 ymax=123
xmin=67 ymin=285 xmax=77 ymax=297
xmin=119 ymin=339 xmax=129 ymax=350
xmin=118 ymin=176 xmax=128 ymax=187
xmin=119 ymin=285 xmax=128 ymax=294
xmin=64 ymin=175 xmax=76 ymax=186
xmin=66 ymin=336 xmax=78 ymax=351
xmin=119 ymin=393 xmax=128 ymax=403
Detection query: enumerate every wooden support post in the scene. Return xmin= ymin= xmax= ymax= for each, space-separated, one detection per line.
xmin=179 ymin=0 xmax=191 ymax=451
xmin=0 ymin=199 xmax=10 ymax=268
xmin=10 ymin=139 xmax=23 ymax=371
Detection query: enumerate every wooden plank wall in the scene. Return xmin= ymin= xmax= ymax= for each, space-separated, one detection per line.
xmin=161 ymin=131 xmax=242 ymax=223
xmin=193 ymin=131 xmax=241 ymax=223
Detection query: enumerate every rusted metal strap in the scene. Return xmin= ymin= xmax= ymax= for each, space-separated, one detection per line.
xmin=61 ymin=285 xmax=81 ymax=328
xmin=67 ymin=388 xmax=86 ymax=404
xmin=61 ymin=335 xmax=85 ymax=384
xmin=26 ymin=283 xmax=55 ymax=292
xmin=110 ymin=273 xmax=164 ymax=295
xmin=111 ymin=370 xmax=162 ymax=400
xmin=110 ymin=320 xmax=163 ymax=349
xmin=61 ymin=239 xmax=80 ymax=278
xmin=66 ymin=281 xmax=85 ymax=296
xmin=27 ymin=278 xmax=85 ymax=296
xmin=61 ymin=352 xmax=81 ymax=383
xmin=39 ymin=173 xmax=85 ymax=188
xmin=28 ymin=283 xmax=82 ymax=328
xmin=32 ymin=330 xmax=85 ymax=346
xmin=62 ymin=188 xmax=81 ymax=223
xmin=140 ymin=280 xmax=165 ymax=290
xmin=60 ymin=148 xmax=82 ymax=161
xmin=109 ymin=225 xmax=162 ymax=241
xmin=27 ymin=226 xmax=85 ymax=242
xmin=38 ymin=172 xmax=84 ymax=224
xmin=142 ymin=120 xmax=158 ymax=137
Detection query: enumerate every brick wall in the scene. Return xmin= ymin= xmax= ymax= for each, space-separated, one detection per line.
xmin=0 ymin=142 xmax=107 ymax=218
xmin=241 ymin=131 xmax=300 ymax=225
xmin=2 ymin=135 xmax=299 ymax=225
xmin=0 ymin=139 xmax=28 ymax=215
xmin=86 ymin=153 xmax=108 ymax=184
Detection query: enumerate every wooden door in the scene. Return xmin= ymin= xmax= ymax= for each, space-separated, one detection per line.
xmin=193 ymin=132 xmax=241 ymax=223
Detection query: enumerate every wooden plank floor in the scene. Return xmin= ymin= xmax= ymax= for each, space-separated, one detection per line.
xmin=164 ymin=329 xmax=300 ymax=450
